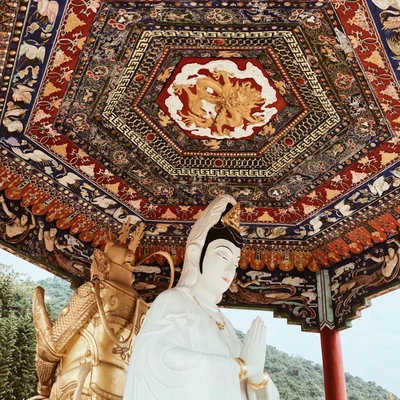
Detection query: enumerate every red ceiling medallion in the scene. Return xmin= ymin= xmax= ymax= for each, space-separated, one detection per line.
xmin=157 ymin=58 xmax=286 ymax=140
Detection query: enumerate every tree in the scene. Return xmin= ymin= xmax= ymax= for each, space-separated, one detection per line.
xmin=0 ymin=264 xmax=37 ymax=400
xmin=0 ymin=317 xmax=17 ymax=400
xmin=11 ymin=316 xmax=37 ymax=399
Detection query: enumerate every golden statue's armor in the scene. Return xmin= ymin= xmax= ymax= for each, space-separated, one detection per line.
xmin=30 ymin=222 xmax=174 ymax=400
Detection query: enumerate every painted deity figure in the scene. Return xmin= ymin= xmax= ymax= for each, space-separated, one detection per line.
xmin=123 ymin=194 xmax=280 ymax=400
xmin=38 ymin=220 xmax=89 ymax=278
xmin=0 ymin=194 xmax=36 ymax=243
xmin=339 ymin=237 xmax=400 ymax=294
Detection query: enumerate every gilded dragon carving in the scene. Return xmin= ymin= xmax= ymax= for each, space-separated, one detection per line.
xmin=30 ymin=221 xmax=174 ymax=400
xmin=173 ymin=69 xmax=265 ymax=137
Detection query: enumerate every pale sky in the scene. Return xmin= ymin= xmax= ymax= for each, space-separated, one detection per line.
xmin=1 ymin=248 xmax=399 ymax=396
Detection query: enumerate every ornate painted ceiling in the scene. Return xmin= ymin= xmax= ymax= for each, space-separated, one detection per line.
xmin=1 ymin=0 xmax=400 ymax=331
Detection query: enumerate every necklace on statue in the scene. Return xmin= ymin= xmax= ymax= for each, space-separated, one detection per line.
xmin=193 ymin=296 xmax=226 ymax=331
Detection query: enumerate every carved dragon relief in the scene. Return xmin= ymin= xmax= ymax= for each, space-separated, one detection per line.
xmin=173 ymin=68 xmax=266 ymax=137
xmin=30 ymin=221 xmax=175 ymax=400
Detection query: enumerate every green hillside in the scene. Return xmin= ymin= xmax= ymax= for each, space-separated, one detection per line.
xmin=37 ymin=275 xmax=74 ymax=321
xmin=267 ymin=344 xmax=395 ymax=400
xmin=236 ymin=330 xmax=397 ymax=400
xmin=0 ymin=264 xmax=397 ymax=400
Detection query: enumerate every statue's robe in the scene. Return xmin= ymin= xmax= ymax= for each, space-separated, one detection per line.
xmin=124 ymin=288 xmax=280 ymax=400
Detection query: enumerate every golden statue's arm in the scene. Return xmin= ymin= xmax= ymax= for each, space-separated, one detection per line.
xmin=32 ymin=282 xmax=98 ymax=397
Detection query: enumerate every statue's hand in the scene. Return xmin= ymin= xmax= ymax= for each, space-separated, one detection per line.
xmin=239 ymin=317 xmax=266 ymax=379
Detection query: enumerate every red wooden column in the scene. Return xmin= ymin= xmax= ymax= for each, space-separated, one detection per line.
xmin=320 ymin=327 xmax=347 ymax=400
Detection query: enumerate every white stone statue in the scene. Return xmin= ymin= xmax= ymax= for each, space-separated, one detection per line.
xmin=123 ymin=194 xmax=280 ymax=400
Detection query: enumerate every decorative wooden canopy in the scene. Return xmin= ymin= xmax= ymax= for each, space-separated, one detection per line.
xmin=1 ymin=0 xmax=400 ymax=331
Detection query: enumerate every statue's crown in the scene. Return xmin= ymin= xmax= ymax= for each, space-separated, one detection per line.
xmin=221 ymin=202 xmax=241 ymax=232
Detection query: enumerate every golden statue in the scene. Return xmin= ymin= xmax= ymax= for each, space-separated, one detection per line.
xmin=173 ymin=68 xmax=265 ymax=137
xmin=30 ymin=220 xmax=174 ymax=400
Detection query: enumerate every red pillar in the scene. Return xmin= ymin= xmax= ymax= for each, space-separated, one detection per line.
xmin=320 ymin=328 xmax=347 ymax=400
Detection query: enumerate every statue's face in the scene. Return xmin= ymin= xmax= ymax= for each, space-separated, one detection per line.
xmin=20 ymin=215 xmax=28 ymax=225
xmin=199 ymin=238 xmax=241 ymax=296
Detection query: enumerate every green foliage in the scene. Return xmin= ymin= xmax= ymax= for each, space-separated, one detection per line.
xmin=11 ymin=316 xmax=37 ymax=399
xmin=345 ymin=373 xmax=393 ymax=400
xmin=0 ymin=265 xmax=16 ymax=317
xmin=0 ymin=267 xmax=74 ymax=400
xmin=0 ymin=264 xmax=36 ymax=400
xmin=0 ymin=264 xmax=35 ymax=318
xmin=37 ymin=276 xmax=74 ymax=321
xmin=266 ymin=344 xmax=325 ymax=400
xmin=0 ymin=317 xmax=17 ymax=400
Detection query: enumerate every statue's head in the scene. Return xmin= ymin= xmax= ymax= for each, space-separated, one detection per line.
xmin=91 ymin=222 xmax=145 ymax=289
xmin=177 ymin=194 xmax=242 ymax=302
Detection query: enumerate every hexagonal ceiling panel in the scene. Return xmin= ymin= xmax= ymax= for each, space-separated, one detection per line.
xmin=54 ymin=1 xmax=393 ymax=217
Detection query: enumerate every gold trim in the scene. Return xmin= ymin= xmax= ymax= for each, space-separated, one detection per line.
xmin=221 ymin=202 xmax=241 ymax=232
xmin=234 ymin=357 xmax=248 ymax=381
xmin=193 ymin=296 xmax=226 ymax=330
xmin=246 ymin=371 xmax=269 ymax=390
